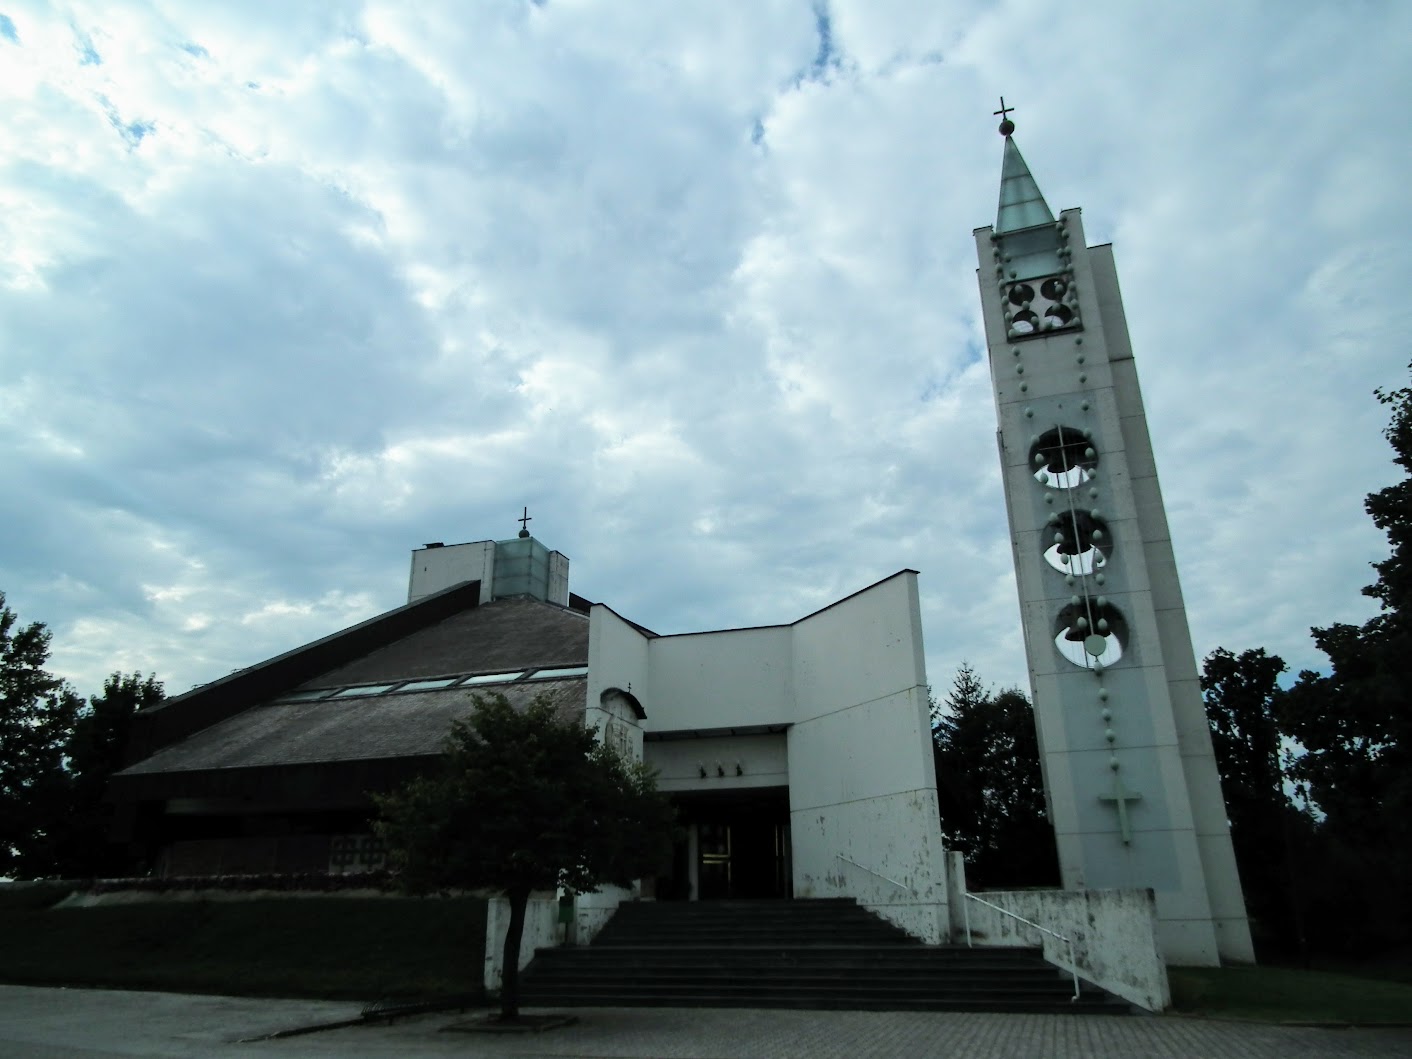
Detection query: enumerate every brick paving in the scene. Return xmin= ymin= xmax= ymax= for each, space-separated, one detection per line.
xmin=330 ymin=1005 xmax=1412 ymax=1058
xmin=1 ymin=986 xmax=1409 ymax=1058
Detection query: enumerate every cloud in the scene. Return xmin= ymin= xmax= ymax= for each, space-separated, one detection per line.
xmin=0 ymin=0 xmax=1408 ymax=711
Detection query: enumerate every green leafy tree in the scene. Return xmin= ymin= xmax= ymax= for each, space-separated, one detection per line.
xmin=57 ymin=672 xmax=164 ymax=877
xmin=1289 ymin=373 xmax=1412 ymax=827
xmin=374 ymin=693 xmax=675 ymax=1021
xmin=0 ymin=592 xmax=81 ymax=877
xmin=1276 ymin=370 xmax=1412 ymax=951
xmin=932 ymin=663 xmax=1057 ymax=887
xmin=1200 ymin=647 xmax=1311 ymax=957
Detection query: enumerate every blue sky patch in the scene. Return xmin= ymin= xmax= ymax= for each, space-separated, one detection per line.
xmin=76 ymin=30 xmax=101 ymax=66
xmin=789 ymin=2 xmax=842 ymax=88
xmin=0 ymin=14 xmax=17 ymax=43
xmin=99 ymin=95 xmax=153 ymax=146
xmin=810 ymin=2 xmax=837 ymax=78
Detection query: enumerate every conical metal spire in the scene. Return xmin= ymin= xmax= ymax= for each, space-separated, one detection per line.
xmin=996 ymin=135 xmax=1054 ymax=234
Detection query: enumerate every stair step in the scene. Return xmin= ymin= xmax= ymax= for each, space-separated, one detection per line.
xmin=521 ymin=984 xmax=1108 ymax=1002
xmin=518 ymin=992 xmax=1130 ymax=1015
xmin=518 ymin=899 xmax=1128 ymax=1015
xmin=524 ymin=975 xmax=1073 ymax=992
xmin=538 ymin=952 xmax=1059 ymax=970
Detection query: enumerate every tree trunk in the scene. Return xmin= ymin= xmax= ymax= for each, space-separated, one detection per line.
xmin=499 ymin=886 xmax=531 ymax=1021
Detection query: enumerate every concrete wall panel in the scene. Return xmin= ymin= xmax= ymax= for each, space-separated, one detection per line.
xmin=1076 ymin=828 xmax=1181 ymax=892
xmin=588 ymin=605 xmax=651 ymax=721
xmin=646 ymin=734 xmax=788 ymax=793
xmin=787 ymin=689 xmax=934 ymax=808
xmin=791 ymin=573 xmax=927 ymax=721
xmin=647 ymin=626 xmax=793 ymax=731
xmin=408 ymin=540 xmax=495 ymax=604
xmin=790 ymin=787 xmax=949 ymax=943
xmin=484 ymin=891 xmax=560 ymax=992
xmin=958 ymin=886 xmax=1171 ymax=1011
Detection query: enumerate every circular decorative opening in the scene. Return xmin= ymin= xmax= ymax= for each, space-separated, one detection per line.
xmin=1029 ymin=427 xmax=1096 ymax=490
xmin=1044 ymin=303 xmax=1075 ymax=328
xmin=1007 ymin=283 xmax=1035 ymax=308
xmin=1042 ymin=511 xmax=1110 ymax=575
xmin=1040 ymin=276 xmax=1068 ymax=301
xmin=1054 ymin=602 xmax=1127 ymax=669
xmin=1011 ymin=309 xmax=1040 ymax=335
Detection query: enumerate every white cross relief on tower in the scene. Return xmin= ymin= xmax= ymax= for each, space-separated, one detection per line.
xmin=1098 ymin=771 xmax=1143 ymax=845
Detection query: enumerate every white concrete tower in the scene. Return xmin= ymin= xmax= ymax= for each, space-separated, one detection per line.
xmin=972 ymin=106 xmax=1254 ymax=966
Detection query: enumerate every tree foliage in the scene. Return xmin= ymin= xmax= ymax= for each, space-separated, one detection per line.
xmin=1287 ymin=375 xmax=1412 ymax=830
xmin=57 ymin=671 xmax=164 ymax=877
xmin=374 ymin=692 xmax=675 ymax=1020
xmin=932 ymin=663 xmax=1057 ymax=888
xmin=1199 ymin=647 xmax=1311 ymax=955
xmin=1198 ymin=369 xmax=1412 ymax=956
xmin=1202 ymin=647 xmax=1289 ymax=819
xmin=1265 ymin=370 xmax=1412 ymax=952
xmin=0 ymin=592 xmax=82 ymax=878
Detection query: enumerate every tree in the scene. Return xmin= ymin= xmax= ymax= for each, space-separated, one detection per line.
xmin=0 ymin=592 xmax=81 ymax=878
xmin=1200 ymin=647 xmax=1310 ymax=957
xmin=374 ymin=693 xmax=675 ymax=1021
xmin=56 ymin=672 xmax=164 ymax=877
xmin=1273 ymin=370 xmax=1412 ymax=951
xmin=932 ymin=663 xmax=1057 ymax=887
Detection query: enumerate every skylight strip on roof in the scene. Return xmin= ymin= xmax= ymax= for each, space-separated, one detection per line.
xmin=331 ymin=684 xmax=399 ymax=698
xmin=527 ymin=665 xmax=589 ymax=679
xmin=459 ymin=671 xmax=525 ymax=685
xmin=393 ymin=677 xmax=462 ymax=692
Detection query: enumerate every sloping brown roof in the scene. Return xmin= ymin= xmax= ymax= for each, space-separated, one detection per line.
xmin=118 ymin=678 xmax=586 ymax=776
xmin=124 ymin=586 xmax=590 ymax=763
xmin=125 ymin=579 xmax=486 ymax=760
xmin=305 ymin=596 xmax=588 ymax=687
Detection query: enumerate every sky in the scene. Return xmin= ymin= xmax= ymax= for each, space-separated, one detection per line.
xmin=2 ymin=0 xmax=1409 ymax=705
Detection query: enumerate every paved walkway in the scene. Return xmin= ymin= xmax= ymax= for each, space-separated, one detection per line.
xmin=0 ymin=985 xmax=1408 ymax=1058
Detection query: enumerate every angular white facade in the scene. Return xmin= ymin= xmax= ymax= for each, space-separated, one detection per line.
xmin=973 ymin=132 xmax=1253 ymax=965
xmin=586 ymin=571 xmax=951 ymax=943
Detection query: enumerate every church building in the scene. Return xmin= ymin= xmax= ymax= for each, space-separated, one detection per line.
xmin=112 ymin=529 xmax=952 ymax=943
xmin=110 ymin=109 xmax=1252 ymax=987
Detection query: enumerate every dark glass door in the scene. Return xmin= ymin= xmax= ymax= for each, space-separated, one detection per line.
xmin=698 ymin=823 xmax=732 ymax=899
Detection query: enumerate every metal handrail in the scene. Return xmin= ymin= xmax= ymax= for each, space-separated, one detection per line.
xmin=963 ymin=892 xmax=1080 ymax=1002
xmin=835 ymin=854 xmax=914 ymax=895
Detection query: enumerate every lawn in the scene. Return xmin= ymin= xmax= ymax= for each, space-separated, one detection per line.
xmin=1168 ymin=964 xmax=1412 ymax=1024
xmin=0 ymin=885 xmax=487 ymax=1002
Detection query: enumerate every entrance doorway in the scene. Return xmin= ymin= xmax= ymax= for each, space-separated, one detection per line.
xmin=698 ymin=819 xmax=790 ymax=899
xmin=663 ymin=787 xmax=792 ymax=900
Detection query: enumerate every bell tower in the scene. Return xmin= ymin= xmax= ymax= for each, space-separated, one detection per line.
xmin=972 ymin=104 xmax=1254 ymax=965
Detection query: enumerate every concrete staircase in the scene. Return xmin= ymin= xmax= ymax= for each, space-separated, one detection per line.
xmin=519 ymin=898 xmax=1131 ymax=1013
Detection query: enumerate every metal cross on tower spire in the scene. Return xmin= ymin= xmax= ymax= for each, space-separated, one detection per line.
xmin=994 ymin=96 xmax=1016 ymax=136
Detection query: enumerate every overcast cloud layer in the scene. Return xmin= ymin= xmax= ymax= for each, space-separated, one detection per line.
xmin=2 ymin=0 xmax=1409 ymax=702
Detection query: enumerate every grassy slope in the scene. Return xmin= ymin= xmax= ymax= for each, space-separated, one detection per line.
xmin=0 ymin=887 xmax=487 ymax=1002
xmin=1169 ymin=965 xmax=1412 ymax=1024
